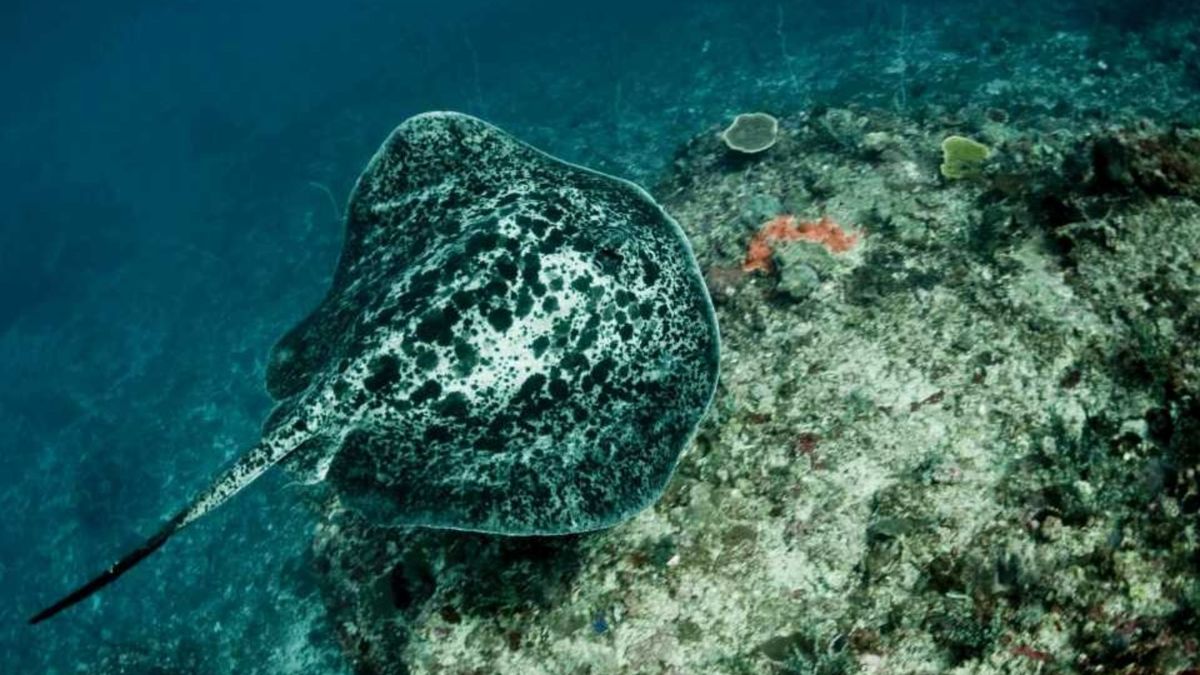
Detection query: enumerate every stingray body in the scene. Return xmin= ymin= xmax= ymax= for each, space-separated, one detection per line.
xmin=30 ymin=111 xmax=719 ymax=624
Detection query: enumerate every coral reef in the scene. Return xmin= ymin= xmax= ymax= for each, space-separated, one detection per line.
xmin=311 ymin=95 xmax=1200 ymax=672
xmin=722 ymin=113 xmax=781 ymax=155
xmin=940 ymin=136 xmax=991 ymax=180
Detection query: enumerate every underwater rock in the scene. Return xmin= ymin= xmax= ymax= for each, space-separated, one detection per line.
xmin=816 ymin=108 xmax=871 ymax=152
xmin=739 ymin=193 xmax=784 ymax=228
xmin=1088 ymin=126 xmax=1200 ymax=198
xmin=775 ymin=257 xmax=821 ymax=301
xmin=313 ymin=505 xmax=588 ymax=675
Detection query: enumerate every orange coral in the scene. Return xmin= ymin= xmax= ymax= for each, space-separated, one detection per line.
xmin=742 ymin=214 xmax=859 ymax=273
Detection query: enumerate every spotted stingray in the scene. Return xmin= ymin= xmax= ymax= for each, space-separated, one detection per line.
xmin=30 ymin=111 xmax=720 ymax=624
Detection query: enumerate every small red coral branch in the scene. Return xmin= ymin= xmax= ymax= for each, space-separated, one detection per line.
xmin=743 ymin=214 xmax=860 ymax=273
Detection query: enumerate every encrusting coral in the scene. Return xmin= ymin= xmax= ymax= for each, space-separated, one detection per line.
xmin=940 ymin=135 xmax=991 ymax=180
xmin=743 ymin=215 xmax=860 ymax=273
xmin=721 ymin=113 xmax=781 ymax=154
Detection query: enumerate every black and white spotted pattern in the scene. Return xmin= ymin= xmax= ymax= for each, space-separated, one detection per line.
xmin=26 ymin=112 xmax=721 ymax=625
xmin=264 ymin=112 xmax=719 ymax=535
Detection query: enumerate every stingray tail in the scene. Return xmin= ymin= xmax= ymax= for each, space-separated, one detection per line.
xmin=29 ymin=439 xmax=291 ymax=625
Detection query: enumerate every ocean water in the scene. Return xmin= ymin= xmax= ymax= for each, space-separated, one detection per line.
xmin=2 ymin=1 xmax=1199 ymax=673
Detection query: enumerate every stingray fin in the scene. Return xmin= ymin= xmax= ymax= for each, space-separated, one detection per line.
xmin=27 ymin=511 xmax=186 ymax=625
xmin=29 ymin=441 xmax=289 ymax=625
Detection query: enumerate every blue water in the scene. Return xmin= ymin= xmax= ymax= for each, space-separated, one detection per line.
xmin=0 ymin=1 xmax=1190 ymax=672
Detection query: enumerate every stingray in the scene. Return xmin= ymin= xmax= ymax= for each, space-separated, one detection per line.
xmin=30 ymin=111 xmax=719 ymax=624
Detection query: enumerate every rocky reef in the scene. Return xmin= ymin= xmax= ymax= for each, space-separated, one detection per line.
xmin=308 ymin=15 xmax=1200 ymax=675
